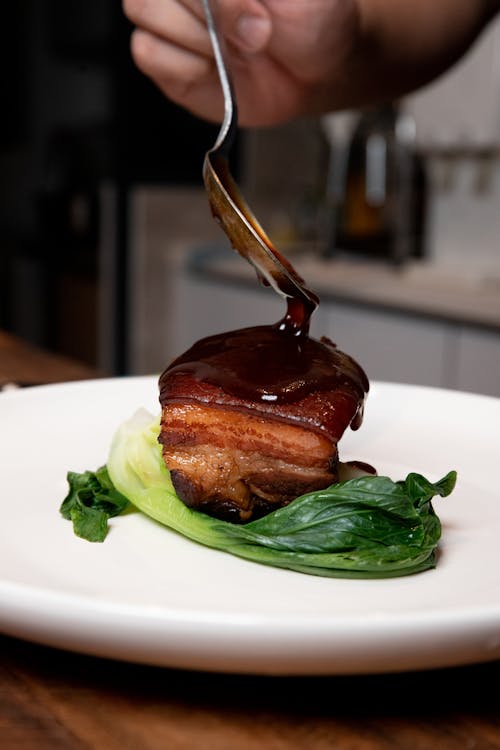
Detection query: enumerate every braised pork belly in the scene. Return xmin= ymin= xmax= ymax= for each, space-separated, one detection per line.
xmin=159 ymin=325 xmax=368 ymax=522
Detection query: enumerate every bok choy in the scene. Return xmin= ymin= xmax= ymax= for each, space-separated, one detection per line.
xmin=60 ymin=409 xmax=456 ymax=578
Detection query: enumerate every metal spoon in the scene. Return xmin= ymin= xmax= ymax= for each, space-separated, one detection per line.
xmin=200 ymin=0 xmax=318 ymax=333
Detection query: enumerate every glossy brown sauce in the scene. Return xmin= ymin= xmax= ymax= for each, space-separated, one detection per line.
xmin=160 ymin=152 xmax=369 ymax=433
xmin=343 ymin=460 xmax=377 ymax=475
xmin=160 ymin=324 xmax=369 ymax=430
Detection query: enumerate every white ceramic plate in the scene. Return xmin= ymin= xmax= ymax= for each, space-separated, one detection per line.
xmin=1 ymin=376 xmax=500 ymax=675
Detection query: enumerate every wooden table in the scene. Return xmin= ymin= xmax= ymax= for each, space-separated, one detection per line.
xmin=1 ymin=330 xmax=500 ymax=749
xmin=2 ymin=635 xmax=500 ymax=750
xmin=0 ymin=330 xmax=101 ymax=387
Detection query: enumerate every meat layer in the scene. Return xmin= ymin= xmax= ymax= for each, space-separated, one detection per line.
xmin=159 ymin=402 xmax=337 ymax=522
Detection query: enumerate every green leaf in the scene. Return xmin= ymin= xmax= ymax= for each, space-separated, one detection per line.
xmin=226 ymin=476 xmax=428 ymax=553
xmin=69 ymin=505 xmax=109 ymax=543
xmin=60 ymin=465 xmax=129 ymax=542
xmin=399 ymin=470 xmax=457 ymax=508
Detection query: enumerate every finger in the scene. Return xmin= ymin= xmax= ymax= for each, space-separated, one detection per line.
xmin=181 ymin=0 xmax=273 ymax=54
xmin=217 ymin=0 xmax=272 ymax=53
xmin=130 ymin=28 xmax=224 ymax=121
xmin=124 ymin=0 xmax=212 ymax=56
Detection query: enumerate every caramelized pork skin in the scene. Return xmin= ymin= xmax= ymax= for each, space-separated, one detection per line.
xmin=158 ymin=325 xmax=369 ymax=523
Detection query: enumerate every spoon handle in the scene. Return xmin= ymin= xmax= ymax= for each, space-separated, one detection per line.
xmin=201 ymin=0 xmax=237 ymax=155
xmin=201 ymin=0 xmax=319 ymax=332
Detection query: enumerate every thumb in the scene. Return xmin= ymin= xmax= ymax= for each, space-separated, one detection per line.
xmin=218 ymin=0 xmax=272 ymax=53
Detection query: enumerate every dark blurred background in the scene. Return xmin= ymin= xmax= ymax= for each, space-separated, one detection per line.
xmin=0 ymin=0 xmax=221 ymax=373
xmin=1 ymin=2 xmax=499 ymax=396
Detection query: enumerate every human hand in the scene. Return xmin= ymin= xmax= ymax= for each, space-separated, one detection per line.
xmin=122 ymin=0 xmax=360 ymax=126
xmin=123 ymin=0 xmax=500 ymax=127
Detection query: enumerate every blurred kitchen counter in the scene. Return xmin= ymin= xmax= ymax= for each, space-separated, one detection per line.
xmin=191 ymin=246 xmax=500 ymax=332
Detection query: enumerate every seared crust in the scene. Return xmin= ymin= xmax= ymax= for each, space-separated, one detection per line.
xmin=160 ymin=371 xmax=362 ymax=444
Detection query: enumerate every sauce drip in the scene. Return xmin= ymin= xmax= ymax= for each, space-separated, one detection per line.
xmin=205 ymin=152 xmax=319 ymax=335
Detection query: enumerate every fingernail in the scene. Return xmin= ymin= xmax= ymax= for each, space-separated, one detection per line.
xmin=235 ymin=14 xmax=271 ymax=52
